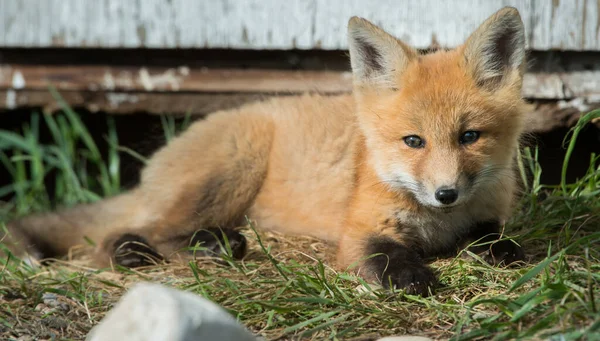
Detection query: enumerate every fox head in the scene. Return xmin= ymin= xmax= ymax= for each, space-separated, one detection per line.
xmin=348 ymin=7 xmax=529 ymax=210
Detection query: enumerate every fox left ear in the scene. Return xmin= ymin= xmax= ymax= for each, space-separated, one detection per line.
xmin=462 ymin=7 xmax=526 ymax=91
xmin=347 ymin=17 xmax=418 ymax=90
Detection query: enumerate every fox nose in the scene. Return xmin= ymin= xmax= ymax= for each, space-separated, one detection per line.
xmin=435 ymin=187 xmax=458 ymax=205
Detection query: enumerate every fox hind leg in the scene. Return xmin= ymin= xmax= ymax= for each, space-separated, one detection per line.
xmin=111 ymin=233 xmax=164 ymax=268
xmin=98 ymin=227 xmax=248 ymax=268
xmin=97 ymin=111 xmax=273 ymax=268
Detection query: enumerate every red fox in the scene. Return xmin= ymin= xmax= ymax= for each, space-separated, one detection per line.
xmin=2 ymin=7 xmax=528 ymax=296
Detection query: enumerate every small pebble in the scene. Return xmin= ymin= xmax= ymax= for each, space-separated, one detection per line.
xmin=42 ymin=292 xmax=71 ymax=312
xmin=42 ymin=316 xmax=69 ymax=330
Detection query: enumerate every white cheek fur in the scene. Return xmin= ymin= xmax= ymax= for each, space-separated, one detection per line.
xmin=370 ymin=150 xmax=420 ymax=192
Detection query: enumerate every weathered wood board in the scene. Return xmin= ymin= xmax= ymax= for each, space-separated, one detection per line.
xmin=0 ymin=90 xmax=268 ymax=115
xmin=0 ymin=66 xmax=354 ymax=94
xmin=1 ymin=65 xmax=599 ymax=100
xmin=2 ymin=0 xmax=599 ymax=51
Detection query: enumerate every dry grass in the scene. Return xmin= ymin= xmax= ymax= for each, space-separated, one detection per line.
xmin=2 ymin=214 xmax=599 ymax=340
xmin=0 ymin=228 xmax=336 ymax=340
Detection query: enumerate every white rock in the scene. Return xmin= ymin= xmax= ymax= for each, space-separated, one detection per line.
xmin=86 ymin=282 xmax=257 ymax=341
xmin=377 ymin=337 xmax=433 ymax=341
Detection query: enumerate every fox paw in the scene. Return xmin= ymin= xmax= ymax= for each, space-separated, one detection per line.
xmin=188 ymin=228 xmax=247 ymax=260
xmin=364 ymin=237 xmax=438 ymax=296
xmin=381 ymin=264 xmax=438 ymax=296
xmin=112 ymin=234 xmax=164 ymax=268
xmin=484 ymin=239 xmax=525 ymax=266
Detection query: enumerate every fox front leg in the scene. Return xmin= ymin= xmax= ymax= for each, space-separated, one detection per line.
xmin=337 ymin=231 xmax=437 ymax=296
xmin=461 ymin=220 xmax=525 ymax=266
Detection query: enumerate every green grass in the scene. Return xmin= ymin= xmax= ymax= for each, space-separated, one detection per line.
xmin=0 ymin=99 xmax=599 ymax=340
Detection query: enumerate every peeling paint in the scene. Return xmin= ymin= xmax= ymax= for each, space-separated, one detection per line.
xmin=106 ymin=93 xmax=139 ymax=109
xmin=138 ymin=68 xmax=184 ymax=91
xmin=138 ymin=68 xmax=153 ymax=91
xmin=12 ymin=71 xmax=25 ymax=89
xmin=103 ymin=72 xmax=116 ymax=90
xmin=178 ymin=66 xmax=190 ymax=76
xmin=114 ymin=71 xmax=135 ymax=89
xmin=6 ymin=90 xmax=16 ymax=109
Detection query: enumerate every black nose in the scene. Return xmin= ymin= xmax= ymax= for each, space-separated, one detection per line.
xmin=435 ymin=188 xmax=458 ymax=205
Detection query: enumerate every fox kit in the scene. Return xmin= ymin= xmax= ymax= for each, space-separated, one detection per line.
xmin=2 ymin=7 xmax=528 ymax=296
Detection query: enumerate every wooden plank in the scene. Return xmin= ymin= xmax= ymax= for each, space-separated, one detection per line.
xmin=1 ymin=0 xmax=599 ymax=51
xmin=1 ymin=65 xmax=600 ymax=100
xmin=0 ymin=90 xmax=269 ymax=114
xmin=522 ymin=71 xmax=600 ymax=100
xmin=0 ymin=65 xmax=353 ymax=94
xmin=1 ymin=90 xmax=597 ymax=133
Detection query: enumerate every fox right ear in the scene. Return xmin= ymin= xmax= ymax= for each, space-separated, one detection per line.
xmin=347 ymin=17 xmax=417 ymax=89
xmin=462 ymin=7 xmax=526 ymax=91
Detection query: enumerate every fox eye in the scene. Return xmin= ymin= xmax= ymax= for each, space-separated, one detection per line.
xmin=460 ymin=131 xmax=480 ymax=145
xmin=403 ymin=135 xmax=425 ymax=148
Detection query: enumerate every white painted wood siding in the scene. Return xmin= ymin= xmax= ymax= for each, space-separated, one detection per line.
xmin=1 ymin=0 xmax=599 ymax=50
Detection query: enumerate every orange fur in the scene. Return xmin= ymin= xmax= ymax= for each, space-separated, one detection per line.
xmin=2 ymin=7 xmax=529 ymax=295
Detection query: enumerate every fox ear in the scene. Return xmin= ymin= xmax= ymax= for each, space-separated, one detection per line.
xmin=462 ymin=7 xmax=526 ymax=91
xmin=347 ymin=17 xmax=417 ymax=89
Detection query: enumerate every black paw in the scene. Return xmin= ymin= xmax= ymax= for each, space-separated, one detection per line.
xmin=365 ymin=236 xmax=437 ymax=296
xmin=381 ymin=263 xmax=438 ymax=296
xmin=461 ymin=220 xmax=525 ymax=267
xmin=484 ymin=239 xmax=525 ymax=267
xmin=112 ymin=234 xmax=163 ymax=268
xmin=188 ymin=228 xmax=247 ymax=259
